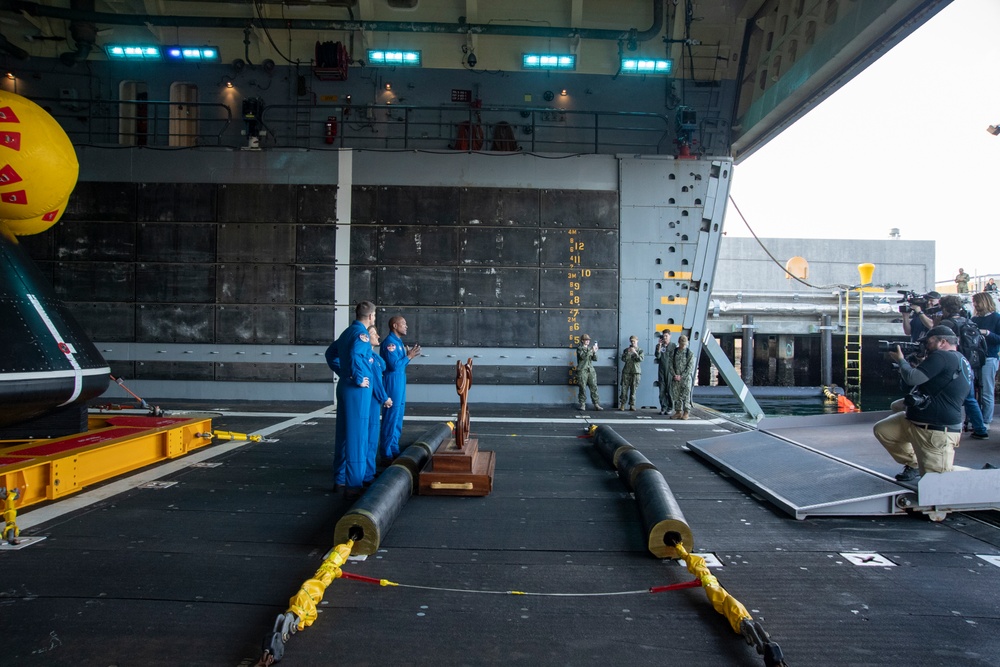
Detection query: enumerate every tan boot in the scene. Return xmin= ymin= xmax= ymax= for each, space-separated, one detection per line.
xmin=671 ymin=411 xmax=683 ymax=419
xmin=681 ymin=411 xmax=690 ymax=420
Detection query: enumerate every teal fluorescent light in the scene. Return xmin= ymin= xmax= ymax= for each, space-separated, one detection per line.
xmin=620 ymin=58 xmax=673 ymax=74
xmin=106 ymin=45 xmax=161 ymax=60
xmin=367 ymin=50 xmax=422 ymax=67
xmin=522 ymin=53 xmax=576 ymax=70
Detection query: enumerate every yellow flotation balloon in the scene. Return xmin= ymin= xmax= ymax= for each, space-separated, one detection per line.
xmin=0 ymin=90 xmax=79 ymax=236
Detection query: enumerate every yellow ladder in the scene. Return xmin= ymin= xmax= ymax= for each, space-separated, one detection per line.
xmin=843 ymin=288 xmax=863 ymax=407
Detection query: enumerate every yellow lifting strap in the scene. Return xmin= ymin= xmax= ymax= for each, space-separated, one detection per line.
xmin=1 ymin=487 xmax=20 ymax=543
xmin=674 ymin=542 xmax=753 ymax=634
xmin=286 ymin=539 xmax=354 ymax=631
xmin=210 ymin=430 xmax=263 ymax=442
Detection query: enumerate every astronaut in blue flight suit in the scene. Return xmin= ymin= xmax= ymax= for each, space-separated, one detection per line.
xmin=365 ymin=324 xmax=392 ymax=484
xmin=334 ymin=301 xmax=376 ymax=498
xmin=326 ymin=343 xmax=372 ymax=491
xmin=323 ymin=339 xmax=346 ymax=489
xmin=379 ymin=316 xmax=421 ymax=461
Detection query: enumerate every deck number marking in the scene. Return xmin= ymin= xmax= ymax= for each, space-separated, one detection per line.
xmin=140 ymin=481 xmax=178 ymax=489
xmin=840 ymin=552 xmax=896 ymax=566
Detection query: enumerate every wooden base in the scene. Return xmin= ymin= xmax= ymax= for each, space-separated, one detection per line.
xmin=419 ymin=437 xmax=495 ymax=496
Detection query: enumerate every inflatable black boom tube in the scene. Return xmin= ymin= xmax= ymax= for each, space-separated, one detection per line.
xmin=391 ymin=422 xmax=452 ymax=478
xmin=593 ymin=424 xmax=635 ymax=468
xmin=333 ymin=422 xmax=453 ymax=555
xmin=592 ymin=424 xmax=694 ymax=559
xmin=633 ymin=467 xmax=694 ymax=559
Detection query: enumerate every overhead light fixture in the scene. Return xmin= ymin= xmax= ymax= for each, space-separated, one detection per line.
xmin=165 ymin=46 xmax=220 ymax=62
xmin=522 ymin=53 xmax=576 ymax=70
xmin=560 ymin=89 xmax=568 ymax=96
xmin=620 ymin=58 xmax=673 ymax=74
xmin=367 ymin=50 xmax=422 ymax=67
xmin=106 ymin=45 xmax=162 ymax=60
xmin=5 ymin=72 xmax=13 ymax=80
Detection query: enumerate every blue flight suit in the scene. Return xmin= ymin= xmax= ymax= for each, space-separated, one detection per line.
xmin=335 ymin=320 xmax=373 ymax=490
xmin=366 ymin=353 xmax=388 ymax=483
xmin=324 ymin=341 xmax=347 ymax=486
xmin=379 ymin=331 xmax=410 ymax=459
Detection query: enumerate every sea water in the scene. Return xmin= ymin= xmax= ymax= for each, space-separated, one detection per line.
xmin=696 ymin=388 xmax=897 ymax=419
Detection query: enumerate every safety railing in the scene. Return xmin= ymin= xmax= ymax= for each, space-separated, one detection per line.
xmin=257 ymin=103 xmax=673 ymax=154
xmin=33 ymin=98 xmax=234 ymax=147
xmin=35 ymin=96 xmax=671 ymax=154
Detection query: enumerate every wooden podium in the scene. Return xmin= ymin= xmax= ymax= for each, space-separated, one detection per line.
xmin=418 ymin=359 xmax=495 ymax=496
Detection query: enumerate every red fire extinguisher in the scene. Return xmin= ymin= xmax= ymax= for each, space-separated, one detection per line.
xmin=325 ymin=116 xmax=338 ymax=144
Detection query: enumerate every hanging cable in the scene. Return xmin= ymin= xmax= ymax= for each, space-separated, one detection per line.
xmin=252 ymin=0 xmax=297 ymax=64
xmin=728 ymin=194 xmax=849 ymax=291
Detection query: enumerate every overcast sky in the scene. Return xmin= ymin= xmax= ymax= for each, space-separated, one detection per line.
xmin=725 ymin=0 xmax=1000 ymax=290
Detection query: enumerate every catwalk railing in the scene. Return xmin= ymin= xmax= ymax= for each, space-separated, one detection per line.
xmin=38 ymin=98 xmax=675 ymax=155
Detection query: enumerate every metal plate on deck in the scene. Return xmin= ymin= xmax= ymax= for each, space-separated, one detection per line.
xmin=688 ymin=430 xmax=913 ymax=519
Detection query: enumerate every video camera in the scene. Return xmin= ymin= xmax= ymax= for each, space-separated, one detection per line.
xmin=877 ymin=340 xmax=924 ymax=355
xmin=895 ymin=289 xmax=940 ymax=316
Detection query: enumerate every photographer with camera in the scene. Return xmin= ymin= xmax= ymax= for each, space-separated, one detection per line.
xmin=575 ymin=335 xmax=603 ymax=411
xmin=873 ymin=326 xmax=972 ymax=482
xmin=618 ymin=335 xmax=644 ymax=411
xmin=901 ymin=290 xmax=941 ymax=342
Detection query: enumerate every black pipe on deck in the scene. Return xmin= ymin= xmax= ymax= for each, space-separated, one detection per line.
xmin=633 ymin=468 xmax=694 ymax=559
xmin=333 ymin=422 xmax=452 ymax=555
xmin=592 ymin=424 xmax=694 ymax=559
xmin=392 ymin=422 xmax=452 ymax=478
xmin=615 ymin=447 xmax=656 ymax=491
xmin=592 ymin=425 xmax=635 ymax=467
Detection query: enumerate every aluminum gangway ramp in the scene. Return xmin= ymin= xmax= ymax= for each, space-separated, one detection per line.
xmin=687 ymin=412 xmax=921 ymax=519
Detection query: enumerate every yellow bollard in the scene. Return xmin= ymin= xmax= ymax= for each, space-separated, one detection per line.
xmin=858 ymin=262 xmax=875 ymax=286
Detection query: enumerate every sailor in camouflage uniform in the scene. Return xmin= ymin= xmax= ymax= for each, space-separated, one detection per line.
xmin=618 ymin=335 xmax=644 ymax=411
xmin=654 ymin=331 xmax=676 ymax=415
xmin=575 ymin=334 xmax=603 ymax=411
xmin=669 ymin=334 xmax=696 ymax=419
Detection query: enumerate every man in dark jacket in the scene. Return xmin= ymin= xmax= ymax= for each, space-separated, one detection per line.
xmin=873 ymin=326 xmax=972 ymax=482
xmin=938 ymin=295 xmax=989 ymax=439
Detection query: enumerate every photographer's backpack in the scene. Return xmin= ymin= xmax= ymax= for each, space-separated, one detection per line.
xmin=944 ymin=316 xmax=988 ymax=370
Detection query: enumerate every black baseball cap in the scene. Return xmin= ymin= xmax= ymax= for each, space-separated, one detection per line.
xmin=926 ymin=325 xmax=955 ymax=338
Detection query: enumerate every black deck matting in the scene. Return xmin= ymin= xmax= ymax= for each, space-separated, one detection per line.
xmin=3 ymin=404 xmax=999 ymax=666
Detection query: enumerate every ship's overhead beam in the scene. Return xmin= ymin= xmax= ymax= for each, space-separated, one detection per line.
xmin=731 ymin=0 xmax=951 ymax=161
xmin=0 ymin=0 xmax=953 ymax=159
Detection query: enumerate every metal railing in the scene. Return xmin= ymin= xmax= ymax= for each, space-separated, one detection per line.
xmin=35 ymin=98 xmax=233 ymax=147
xmin=35 ymin=94 xmax=672 ymax=155
xmin=258 ymin=103 xmax=673 ymax=154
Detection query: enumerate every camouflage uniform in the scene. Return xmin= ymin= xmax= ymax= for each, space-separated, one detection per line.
xmin=655 ymin=339 xmax=676 ymax=414
xmin=670 ymin=345 xmax=696 ymax=415
xmin=618 ymin=343 xmax=644 ymax=409
xmin=575 ymin=343 xmax=600 ymax=409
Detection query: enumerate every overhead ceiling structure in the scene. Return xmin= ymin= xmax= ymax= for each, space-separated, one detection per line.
xmin=0 ymin=0 xmax=951 ymax=160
